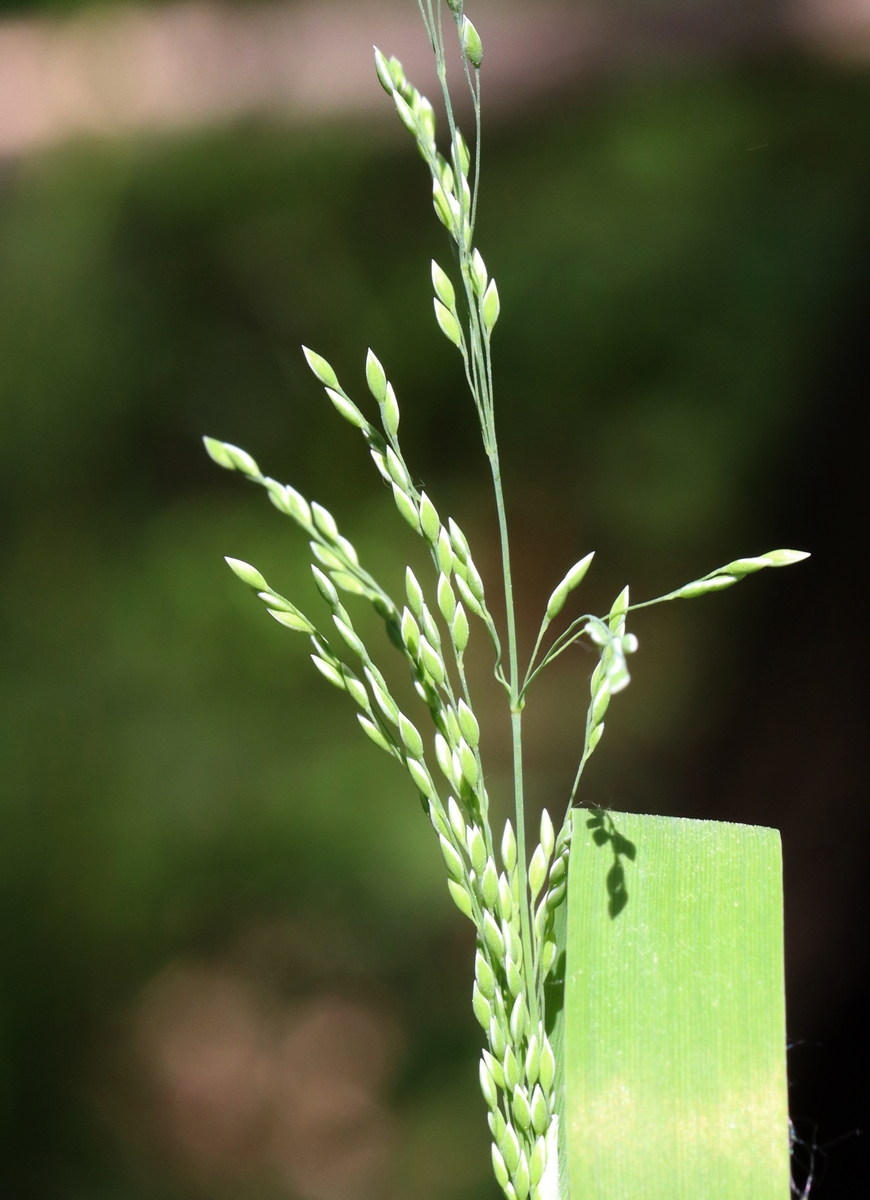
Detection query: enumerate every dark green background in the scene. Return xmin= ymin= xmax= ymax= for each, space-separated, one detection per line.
xmin=2 ymin=44 xmax=868 ymax=1200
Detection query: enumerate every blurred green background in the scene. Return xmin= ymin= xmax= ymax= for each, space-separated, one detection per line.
xmin=2 ymin=5 xmax=870 ymax=1197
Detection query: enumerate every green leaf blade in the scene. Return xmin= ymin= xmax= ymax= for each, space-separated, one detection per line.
xmin=564 ymin=811 xmax=790 ymax=1200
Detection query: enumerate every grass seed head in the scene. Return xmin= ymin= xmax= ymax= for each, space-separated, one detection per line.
xmin=399 ymin=713 xmax=425 ymax=759
xmin=525 ymin=1035 xmax=540 ymax=1087
xmin=365 ymin=348 xmax=387 ymax=402
xmin=540 ymin=939 xmax=558 ymax=977
xmin=459 ymin=739 xmax=480 ymax=788
xmin=373 ymin=46 xmax=394 ymax=93
xmin=333 ymin=617 xmax=366 ymax=658
xmin=448 ymin=879 xmax=474 ymax=919
xmin=382 ymin=383 xmax=400 ymax=438
xmin=437 ymin=527 xmax=455 ymax=574
xmin=480 ymin=1057 xmax=499 ymax=1109
xmin=458 ymin=699 xmax=480 ymax=746
xmin=483 ymin=910 xmax=505 ymax=959
xmin=498 ymin=873 xmax=513 ymax=921
xmin=432 ymin=180 xmax=455 ymax=231
xmin=437 ymin=573 xmax=457 ymax=623
xmin=400 ymin=608 xmax=421 ymax=658
xmin=311 ymin=656 xmax=345 ymax=689
xmin=326 ymin=388 xmax=368 ymax=429
xmin=489 ymin=1108 xmax=507 ymax=1145
xmin=489 ymin=1014 xmax=507 ymax=1058
xmin=483 ymin=279 xmax=501 ymax=333
xmin=429 ymin=804 xmax=450 ymax=842
xmin=529 ymin=846 xmax=548 ymax=901
xmin=268 ymin=608 xmax=315 ymax=634
xmin=435 ymin=299 xmax=464 ymax=347
xmin=451 ymin=604 xmax=470 ymax=653
xmin=420 ymin=637 xmax=446 ymax=685
xmin=483 ymin=1048 xmax=505 ymax=1089
xmin=503 ymin=919 xmax=521 ymax=964
xmin=418 ymin=96 xmax=437 ymax=146
xmin=455 ymin=574 xmax=484 ymax=617
xmin=409 ymin=758 xmax=435 ymax=798
xmin=435 ymin=732 xmax=453 ymax=781
xmin=311 ymin=502 xmax=339 ymax=541
xmin=678 ymin=575 xmax=739 ymax=599
xmin=453 ymin=129 xmax=471 ymax=175
xmin=539 ymin=809 xmax=555 ymax=861
xmin=545 ymin=551 xmax=595 ymax=622
xmin=501 ymin=820 xmax=517 ymax=873
xmin=421 ymin=606 xmax=442 ymax=650
xmin=440 ymin=835 xmax=465 ymax=882
xmin=221 ymin=443 xmax=259 ymax=476
xmin=386 ymin=446 xmax=409 ymax=489
xmin=303 ymin=346 xmax=339 ymax=389
xmin=419 ymin=492 xmax=441 ymax=543
xmin=343 ymin=673 xmax=369 ymax=709
xmin=357 ymin=715 xmax=393 ymax=753
xmin=475 ymin=951 xmax=496 ymax=999
xmin=404 ymin=568 xmax=424 ymax=617
xmin=609 ymin=585 xmax=629 ymax=634
xmin=492 ymin=1145 xmax=510 ymax=1190
xmin=393 ymin=91 xmax=418 ymax=134
xmin=471 ymin=249 xmax=488 ymax=297
xmin=448 ymin=517 xmax=470 ymax=561
xmin=481 ymin=858 xmax=499 ymax=909
xmin=503 ymin=1045 xmax=520 ymax=1091
xmin=473 ymin=983 xmax=492 ymax=1029
xmin=203 ymin=436 xmax=237 ymax=471
xmin=529 ymin=1137 xmax=546 ymax=1186
xmin=530 ymin=1086 xmax=548 ymax=1136
xmin=224 ymin=557 xmax=267 ymax=590
xmin=448 ymin=795 xmax=466 ymax=841
xmin=468 ymin=825 xmax=487 ymax=874
xmin=510 ymin=993 xmax=527 ymax=1043
xmin=461 ymin=15 xmax=483 ymax=67
xmin=432 ymin=260 xmax=456 ymax=309
xmin=538 ymin=1038 xmax=556 ymax=1093
xmin=500 ymin=1121 xmax=521 ymax=1174
xmin=513 ymin=1150 xmax=531 ymax=1199
xmin=512 ymin=1085 xmax=532 ymax=1132
xmin=311 ymin=565 xmax=339 ymax=608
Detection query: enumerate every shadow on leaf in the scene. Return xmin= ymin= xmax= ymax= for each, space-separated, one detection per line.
xmin=586 ymin=810 xmax=637 ymax=918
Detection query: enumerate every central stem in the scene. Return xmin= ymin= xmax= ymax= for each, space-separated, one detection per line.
xmin=488 ymin=441 xmax=538 ymax=1030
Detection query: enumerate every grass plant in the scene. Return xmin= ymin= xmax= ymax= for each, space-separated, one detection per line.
xmin=204 ymin=4 xmax=808 ymax=1197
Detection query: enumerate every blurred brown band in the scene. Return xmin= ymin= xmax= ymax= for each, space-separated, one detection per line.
xmin=2 ymin=0 xmax=869 ymax=159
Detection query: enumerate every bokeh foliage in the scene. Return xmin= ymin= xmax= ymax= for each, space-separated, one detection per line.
xmin=2 ymin=61 xmax=870 ymax=1197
